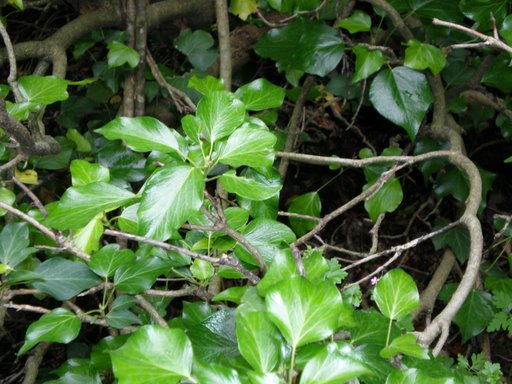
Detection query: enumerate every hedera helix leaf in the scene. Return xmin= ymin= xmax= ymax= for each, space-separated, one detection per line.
xmin=379 ymin=333 xmax=429 ymax=359
xmin=45 ymin=182 xmax=138 ymax=230
xmin=107 ymin=41 xmax=140 ymax=68
xmin=352 ymin=45 xmax=385 ymax=83
xmin=287 ymin=191 xmax=321 ymax=236
xmin=364 ymin=177 xmax=404 ymax=221
xmin=18 ymin=308 xmax=81 ymax=355
xmin=111 ymin=326 xmax=194 ymax=383
xmin=404 ymin=40 xmax=446 ymax=75
xmin=220 ymin=169 xmax=282 ymax=201
xmin=373 ymin=269 xmax=419 ymax=320
xmin=0 ymin=223 xmax=37 ymax=269
xmin=72 ymin=214 xmax=103 ymax=254
xmin=229 ymin=0 xmax=259 ymax=20
xmin=369 ymin=66 xmax=433 ymax=140
xmin=234 ymin=78 xmax=286 ymax=111
xmin=265 ymin=275 xmax=342 ymax=348
xmin=96 ymin=116 xmax=186 ymax=157
xmin=70 ymin=159 xmax=110 ymax=186
xmin=336 ymin=10 xmax=372 ymax=33
xmin=188 ymin=75 xmax=224 ymax=95
xmin=138 ymin=165 xmax=205 ymax=241
xmin=89 ymin=244 xmax=136 ymax=278
xmin=174 ymin=29 xmax=218 ymax=71
xmin=18 ymin=75 xmax=69 ymax=105
xmin=0 ymin=187 xmax=16 ymax=216
xmin=114 ymin=257 xmax=172 ymax=293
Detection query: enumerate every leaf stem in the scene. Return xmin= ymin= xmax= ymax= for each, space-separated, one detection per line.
xmin=288 ymin=344 xmax=297 ymax=384
xmin=386 ymin=318 xmax=392 ymax=347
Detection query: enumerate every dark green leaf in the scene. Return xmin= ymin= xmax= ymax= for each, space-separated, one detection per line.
xmin=18 ymin=75 xmax=68 ymax=105
xmin=89 ymin=244 xmax=136 ymax=278
xmin=174 ymin=29 xmax=218 ymax=71
xmin=336 ymin=10 xmax=372 ymax=33
xmin=265 ymin=275 xmax=342 ymax=347
xmin=404 ymin=40 xmax=446 ymax=75
xmin=138 ymin=165 xmax=204 ymax=241
xmin=97 ymin=116 xmax=186 ymax=156
xmin=300 ymin=343 xmax=371 ymax=384
xmin=500 ymin=15 xmax=512 ymax=45
xmin=256 ymin=249 xmax=298 ymax=296
xmin=380 ymin=334 xmax=429 ymax=359
xmin=364 ymin=178 xmax=403 ymax=221
xmin=453 ymin=290 xmax=494 ymax=342
xmin=33 ymin=258 xmax=102 ymax=300
xmin=70 ymin=160 xmax=110 ymax=186
xmin=220 ymin=169 xmax=282 ymax=201
xmin=459 ymin=0 xmax=508 ymax=28
xmin=111 ymin=326 xmax=193 ymax=383
xmin=212 ymin=286 xmax=250 ymax=304
xmin=234 ymin=79 xmax=285 ymax=111
xmin=254 ymin=18 xmax=344 ymax=82
xmin=66 ymin=128 xmax=92 ymax=152
xmin=373 ymin=269 xmax=419 ymax=320
xmin=0 ymin=223 xmax=36 ymax=269
xmin=352 ymin=45 xmax=385 ymax=83
xmin=287 ymin=192 xmax=321 ymax=236
xmin=483 ymin=53 xmax=512 ymax=93
xmin=432 ymin=218 xmax=470 ymax=263
xmin=369 ymin=67 xmax=433 ymax=140
xmin=107 ymin=41 xmax=140 ymax=68
xmin=217 ymin=127 xmax=277 ymax=169
xmin=18 ymin=308 xmax=81 ymax=355
xmin=46 ymin=182 xmax=137 ymax=230
xmin=114 ymin=257 xmax=171 ymax=293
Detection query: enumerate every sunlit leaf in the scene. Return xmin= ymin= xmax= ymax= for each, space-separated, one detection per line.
xmin=373 ymin=269 xmax=419 ymax=320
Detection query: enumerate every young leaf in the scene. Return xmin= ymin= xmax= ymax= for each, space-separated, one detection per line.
xmin=107 ymin=41 xmax=140 ymax=68
xmin=96 ymin=116 xmax=186 ymax=156
xmin=404 ymin=40 xmax=446 ymax=75
xmin=138 ymin=165 xmax=205 ymax=241
xmin=300 ymin=343 xmax=371 ymax=384
xmin=188 ymin=75 xmax=225 ymax=95
xmin=373 ymin=269 xmax=419 ymax=320
xmin=70 ymin=160 xmax=110 ymax=186
xmin=89 ymin=244 xmax=136 ymax=278
xmin=229 ymin=0 xmax=259 ymax=20
xmin=0 ymin=223 xmax=36 ymax=269
xmin=234 ymin=79 xmax=285 ymax=111
xmin=217 ymin=127 xmax=277 ymax=169
xmin=236 ymin=307 xmax=280 ymax=373
xmin=380 ymin=334 xmax=429 ymax=359
xmin=220 ymin=169 xmax=282 ymax=201
xmin=265 ymin=275 xmax=342 ymax=348
xmin=46 ymin=182 xmax=137 ymax=230
xmin=352 ymin=45 xmax=385 ymax=83
xmin=18 ymin=308 xmax=81 ymax=355
xmin=18 ymin=75 xmax=69 ymax=105
xmin=33 ymin=257 xmax=102 ymax=300
xmin=364 ymin=178 xmax=403 ymax=221
xmin=336 ymin=10 xmax=372 ymax=33
xmin=111 ymin=326 xmax=193 ymax=383
xmin=287 ymin=192 xmax=321 ymax=236
xmin=73 ymin=215 xmax=103 ymax=254
xmin=196 ymin=91 xmax=245 ymax=143
xmin=369 ymin=67 xmax=433 ymax=140
xmin=114 ymin=257 xmax=172 ymax=293
xmin=190 ymin=259 xmax=214 ymax=281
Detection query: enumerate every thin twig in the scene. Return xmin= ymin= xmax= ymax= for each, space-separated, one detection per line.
xmin=0 ymin=21 xmax=23 ymax=101
xmin=13 ymin=176 xmax=47 ymax=216
xmin=135 ymin=295 xmax=168 ymax=327
xmin=0 ymin=153 xmax=26 ymax=174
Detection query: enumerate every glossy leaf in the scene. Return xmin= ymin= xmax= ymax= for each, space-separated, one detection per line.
xmin=193 ymin=360 xmax=242 ymax=384
xmin=70 ymin=160 xmax=110 ymax=186
xmin=196 ymin=91 xmax=245 ymax=143
xmin=114 ymin=257 xmax=171 ymax=293
xmin=380 ymin=334 xmax=429 ymax=359
xmin=19 ymin=308 xmax=81 ymax=355
xmin=265 ymin=275 xmax=342 ymax=347
xmin=0 ymin=223 xmax=36 ymax=269
xmin=111 ymin=326 xmax=193 ymax=383
xmin=107 ymin=41 xmax=140 ymax=68
xmin=73 ymin=215 xmax=103 ymax=254
xmin=18 ymin=75 xmax=68 ymax=105
xmin=220 ymin=169 xmax=281 ymax=201
xmin=33 ymin=258 xmax=102 ymax=300
xmin=500 ymin=15 xmax=512 ymax=45
xmin=174 ymin=29 xmax=218 ymax=71
xmin=353 ymin=45 xmax=385 ymax=83
xmin=404 ymin=40 xmax=446 ymax=75
xmin=89 ymin=244 xmax=136 ymax=278
xmin=46 ymin=182 xmax=138 ymax=230
xmin=66 ymin=128 xmax=92 ymax=152
xmin=373 ymin=269 xmax=419 ymax=320
xmin=287 ymin=191 xmax=321 ymax=236
xmin=188 ymin=75 xmax=225 ymax=95
xmin=369 ymin=66 xmax=433 ymax=140
xmin=190 ymin=259 xmax=215 ymax=281
xmin=236 ymin=307 xmax=280 ymax=372
xmin=229 ymin=0 xmax=258 ymax=19
xmin=300 ymin=343 xmax=371 ymax=384
xmin=432 ymin=218 xmax=470 ymax=263
xmin=254 ymin=18 xmax=344 ymax=82
xmin=234 ymin=79 xmax=285 ymax=111
xmin=336 ymin=10 xmax=371 ymax=33
xmin=138 ymin=165 xmax=204 ymax=241
xmin=217 ymin=127 xmax=277 ymax=169
xmin=0 ymin=187 xmax=15 ymax=216
xmin=454 ymin=290 xmax=494 ymax=342
xmin=459 ymin=0 xmax=508 ymax=27
xmin=97 ymin=116 xmax=186 ymax=156
xmin=364 ymin=178 xmax=403 ymax=221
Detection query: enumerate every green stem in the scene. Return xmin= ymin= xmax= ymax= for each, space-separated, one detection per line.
xmin=316 ymin=169 xmax=344 ymax=193
xmin=385 ymin=318 xmax=393 ymax=347
xmin=288 ymin=344 xmax=297 ymax=384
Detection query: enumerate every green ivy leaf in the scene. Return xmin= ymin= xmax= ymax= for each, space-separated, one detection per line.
xmin=138 ymin=165 xmax=204 ymax=241
xmin=114 ymin=257 xmax=172 ymax=293
xmin=500 ymin=15 xmax=512 ymax=45
xmin=33 ymin=257 xmax=102 ymax=300
xmin=66 ymin=128 xmax=92 ymax=152
xmin=97 ymin=116 xmax=186 ymax=156
xmin=432 ymin=218 xmax=470 ymax=263
xmin=111 ymin=326 xmax=193 ymax=383
xmin=364 ymin=178 xmax=403 ymax=221
xmin=267 ymin=0 xmax=322 ymax=13
xmin=190 ymin=259 xmax=214 ymax=281
xmin=453 ymin=290 xmax=494 ymax=342
xmin=234 ymin=79 xmax=285 ymax=111
xmin=373 ymin=269 xmax=419 ymax=320
xmin=220 ymin=169 xmax=281 ymax=201
xmin=174 ymin=29 xmax=218 ymax=71
xmin=336 ymin=10 xmax=372 ymax=33
xmin=265 ymin=275 xmax=342 ymax=348
xmin=459 ymin=0 xmax=508 ymax=28
xmin=380 ymin=334 xmax=429 ymax=359
xmin=229 ymin=0 xmax=259 ymax=20
xmin=236 ymin=306 xmax=280 ymax=373
xmin=188 ymin=75 xmax=225 ymax=95
xmin=46 ymin=182 xmax=138 ymax=230
xmin=89 ymin=244 xmax=136 ymax=278
xmin=482 ymin=53 xmax=512 ymax=93
xmin=352 ymin=45 xmax=385 ymax=83
xmin=73 ymin=215 xmax=103 ymax=254
xmin=18 ymin=75 xmax=69 ymax=105
xmin=0 ymin=223 xmax=37 ymax=269
xmin=107 ymin=41 xmax=140 ymax=68
xmin=369 ymin=67 xmax=433 ymax=140
xmin=70 ymin=160 xmax=110 ymax=186
xmin=404 ymin=40 xmax=446 ymax=75
xmin=193 ymin=360 xmax=242 ymax=383
xmin=300 ymin=343 xmax=371 ymax=384
xmin=0 ymin=187 xmax=16 ymax=216
xmin=254 ymin=18 xmax=344 ymax=83
xmin=18 ymin=308 xmax=81 ymax=355
xmin=217 ymin=127 xmax=277 ymax=169
xmin=287 ymin=191 xmax=321 ymax=236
